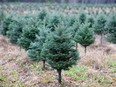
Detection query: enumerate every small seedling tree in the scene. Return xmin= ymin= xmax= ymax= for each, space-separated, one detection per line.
xmin=28 ymin=27 xmax=49 ymax=69
xmin=74 ymin=23 xmax=95 ymax=54
xmin=94 ymin=13 xmax=106 ymax=45
xmin=41 ymin=25 xmax=79 ymax=83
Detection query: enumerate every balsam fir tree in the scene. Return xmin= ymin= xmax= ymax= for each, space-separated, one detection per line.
xmin=17 ymin=23 xmax=39 ymax=50
xmin=78 ymin=12 xmax=86 ymax=24
xmin=41 ymin=25 xmax=79 ymax=83
xmin=28 ymin=27 xmax=49 ymax=69
xmin=68 ymin=21 xmax=80 ymax=50
xmin=7 ymin=18 xmax=22 ymax=44
xmin=94 ymin=13 xmax=106 ymax=45
xmin=66 ymin=15 xmax=77 ymax=27
xmin=47 ymin=13 xmax=61 ymax=31
xmin=105 ymin=14 xmax=116 ymax=44
xmin=74 ymin=23 xmax=95 ymax=54
xmin=0 ymin=16 xmax=13 ymax=36
xmin=37 ymin=10 xmax=47 ymax=21
xmin=86 ymin=15 xmax=95 ymax=28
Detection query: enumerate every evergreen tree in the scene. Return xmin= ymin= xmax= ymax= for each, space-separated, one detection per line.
xmin=37 ymin=10 xmax=47 ymax=21
xmin=78 ymin=12 xmax=86 ymax=24
xmin=47 ymin=13 xmax=61 ymax=31
xmin=17 ymin=22 xmax=39 ymax=50
xmin=94 ymin=13 xmax=106 ymax=45
xmin=105 ymin=14 xmax=116 ymax=44
xmin=6 ymin=18 xmax=23 ymax=44
xmin=41 ymin=25 xmax=79 ymax=83
xmin=66 ymin=15 xmax=77 ymax=27
xmin=0 ymin=16 xmax=13 ymax=36
xmin=68 ymin=21 xmax=80 ymax=50
xmin=74 ymin=23 xmax=95 ymax=54
xmin=86 ymin=15 xmax=95 ymax=28
xmin=28 ymin=27 xmax=49 ymax=69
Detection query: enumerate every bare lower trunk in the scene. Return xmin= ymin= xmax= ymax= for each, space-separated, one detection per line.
xmin=84 ymin=46 xmax=87 ymax=55
xmin=42 ymin=60 xmax=45 ymax=70
xmin=57 ymin=69 xmax=62 ymax=84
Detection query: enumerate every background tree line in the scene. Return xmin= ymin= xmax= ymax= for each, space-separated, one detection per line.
xmin=0 ymin=0 xmax=116 ymax=4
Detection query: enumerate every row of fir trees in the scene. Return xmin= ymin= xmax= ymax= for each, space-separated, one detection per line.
xmin=0 ymin=10 xmax=116 ymax=83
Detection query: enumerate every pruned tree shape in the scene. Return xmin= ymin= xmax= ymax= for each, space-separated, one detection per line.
xmin=41 ymin=25 xmax=79 ymax=83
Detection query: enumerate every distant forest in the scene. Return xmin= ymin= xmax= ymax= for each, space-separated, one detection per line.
xmin=0 ymin=0 xmax=116 ymax=4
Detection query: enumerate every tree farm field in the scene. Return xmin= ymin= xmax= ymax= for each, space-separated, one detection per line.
xmin=0 ymin=3 xmax=116 ymax=87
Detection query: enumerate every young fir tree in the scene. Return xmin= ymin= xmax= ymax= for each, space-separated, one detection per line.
xmin=0 ymin=16 xmax=13 ymax=36
xmin=78 ymin=12 xmax=86 ymax=24
xmin=94 ymin=13 xmax=106 ymax=45
xmin=105 ymin=14 xmax=116 ymax=44
xmin=68 ymin=21 xmax=80 ymax=50
xmin=41 ymin=25 xmax=79 ymax=83
xmin=37 ymin=10 xmax=47 ymax=21
xmin=47 ymin=13 xmax=61 ymax=31
xmin=27 ymin=27 xmax=49 ymax=69
xmin=74 ymin=23 xmax=95 ymax=54
xmin=6 ymin=18 xmax=23 ymax=44
xmin=17 ymin=23 xmax=39 ymax=50
xmin=86 ymin=15 xmax=95 ymax=28
xmin=66 ymin=15 xmax=77 ymax=27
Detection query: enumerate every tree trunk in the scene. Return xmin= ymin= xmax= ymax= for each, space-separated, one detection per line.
xmin=100 ymin=33 xmax=103 ymax=46
xmin=76 ymin=43 xmax=78 ymax=50
xmin=84 ymin=46 xmax=87 ymax=55
xmin=42 ymin=60 xmax=45 ymax=70
xmin=57 ymin=69 xmax=62 ymax=84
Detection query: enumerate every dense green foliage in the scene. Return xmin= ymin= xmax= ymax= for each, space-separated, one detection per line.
xmin=74 ymin=23 xmax=95 ymax=53
xmin=41 ymin=25 xmax=79 ymax=83
xmin=105 ymin=14 xmax=116 ymax=44
xmin=86 ymin=15 xmax=95 ymax=28
xmin=94 ymin=14 xmax=106 ymax=35
xmin=17 ymin=16 xmax=39 ymax=50
xmin=47 ymin=13 xmax=61 ymax=31
xmin=78 ymin=12 xmax=87 ymax=24
xmin=28 ymin=27 xmax=49 ymax=69
xmin=94 ymin=13 xmax=107 ymax=45
xmin=0 ymin=16 xmax=13 ymax=36
xmin=7 ymin=19 xmax=22 ymax=44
